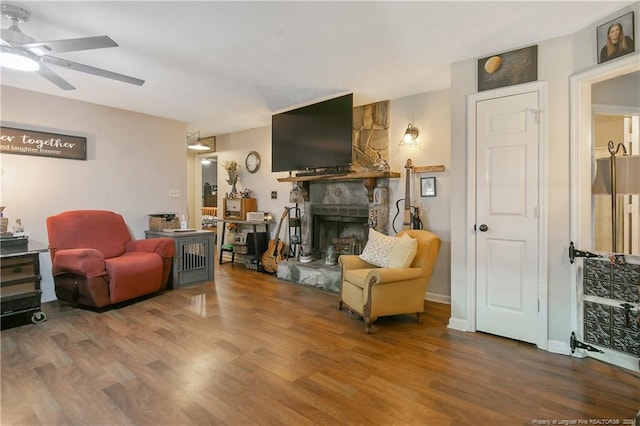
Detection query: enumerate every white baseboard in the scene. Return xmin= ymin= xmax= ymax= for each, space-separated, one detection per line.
xmin=425 ymin=292 xmax=450 ymax=304
xmin=447 ymin=317 xmax=468 ymax=331
xmin=547 ymin=339 xmax=572 ymax=356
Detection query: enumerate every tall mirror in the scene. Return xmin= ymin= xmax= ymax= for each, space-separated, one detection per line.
xmin=571 ymin=54 xmax=640 ymax=256
xmin=591 ymin=92 xmax=640 ymax=254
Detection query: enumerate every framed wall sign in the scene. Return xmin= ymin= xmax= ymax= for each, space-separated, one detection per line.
xmin=597 ymin=11 xmax=635 ymax=64
xmin=0 ymin=126 xmax=87 ymax=160
xmin=420 ymin=177 xmax=436 ymax=197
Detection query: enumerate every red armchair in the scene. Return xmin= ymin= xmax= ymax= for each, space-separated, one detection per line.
xmin=46 ymin=210 xmax=175 ymax=308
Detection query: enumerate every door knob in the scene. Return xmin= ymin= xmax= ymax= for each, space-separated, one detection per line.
xmin=478 ymin=224 xmax=488 ymax=232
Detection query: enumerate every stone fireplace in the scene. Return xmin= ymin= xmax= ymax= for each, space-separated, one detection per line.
xmin=276 ymin=172 xmax=395 ymax=292
xmin=311 ymin=204 xmax=370 ymax=259
xmin=294 ymin=178 xmax=390 ymax=261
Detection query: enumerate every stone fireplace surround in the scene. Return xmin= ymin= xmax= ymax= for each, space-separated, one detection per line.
xmin=275 ymin=171 xmax=398 ymax=292
xmin=286 ymin=174 xmax=394 ymax=260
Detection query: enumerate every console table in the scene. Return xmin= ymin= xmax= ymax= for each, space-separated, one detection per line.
xmin=218 ymin=219 xmax=274 ymax=271
xmin=145 ymin=230 xmax=215 ymax=288
xmin=1 ymin=239 xmax=48 ymax=327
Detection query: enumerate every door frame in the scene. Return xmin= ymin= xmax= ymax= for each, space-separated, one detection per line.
xmin=569 ymin=54 xmax=640 ymax=338
xmin=193 ymin=152 xmax=219 ymax=236
xmin=466 ymin=81 xmax=549 ymax=349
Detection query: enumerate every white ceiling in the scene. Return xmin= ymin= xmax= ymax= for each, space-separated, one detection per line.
xmin=0 ymin=1 xmax=633 ymax=137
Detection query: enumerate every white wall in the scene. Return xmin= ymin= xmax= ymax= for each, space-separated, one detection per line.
xmin=1 ymin=86 xmax=187 ymax=302
xmin=448 ymin=3 xmax=640 ymax=345
xmin=212 ymin=91 xmax=453 ymax=300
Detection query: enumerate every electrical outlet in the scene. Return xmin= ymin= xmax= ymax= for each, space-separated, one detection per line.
xmin=169 ymin=189 xmax=181 ymax=198
xmin=271 ymin=191 xmax=277 ymax=199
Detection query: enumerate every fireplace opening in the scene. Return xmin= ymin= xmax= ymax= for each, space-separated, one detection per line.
xmin=311 ymin=204 xmax=369 ymax=260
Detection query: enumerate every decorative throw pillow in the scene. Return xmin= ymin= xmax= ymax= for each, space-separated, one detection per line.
xmin=387 ymin=233 xmax=418 ymax=268
xmin=359 ymin=229 xmax=397 ymax=267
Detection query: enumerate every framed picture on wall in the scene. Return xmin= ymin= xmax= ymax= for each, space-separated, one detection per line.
xmin=597 ymin=11 xmax=635 ymax=64
xmin=477 ymin=45 xmax=538 ymax=92
xmin=420 ymin=177 xmax=436 ymax=197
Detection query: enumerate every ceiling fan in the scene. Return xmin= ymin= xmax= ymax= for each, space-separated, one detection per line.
xmin=0 ymin=3 xmax=144 ymax=90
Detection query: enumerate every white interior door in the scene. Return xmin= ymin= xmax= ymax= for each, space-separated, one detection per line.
xmin=475 ymin=91 xmax=540 ymax=344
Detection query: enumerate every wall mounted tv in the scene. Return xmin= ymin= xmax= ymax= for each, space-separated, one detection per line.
xmin=271 ymin=93 xmax=353 ymax=173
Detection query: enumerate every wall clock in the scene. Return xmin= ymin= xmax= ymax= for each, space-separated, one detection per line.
xmin=245 ymin=151 xmax=261 ymax=173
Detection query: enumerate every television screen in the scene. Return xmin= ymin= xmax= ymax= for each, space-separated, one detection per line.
xmin=272 ymin=93 xmax=353 ymax=172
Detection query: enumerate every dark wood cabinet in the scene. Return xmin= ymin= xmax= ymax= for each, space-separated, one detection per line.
xmin=1 ymin=239 xmax=48 ymax=327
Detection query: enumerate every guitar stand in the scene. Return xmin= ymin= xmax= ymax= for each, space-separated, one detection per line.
xmin=287 ymin=205 xmax=301 ymax=260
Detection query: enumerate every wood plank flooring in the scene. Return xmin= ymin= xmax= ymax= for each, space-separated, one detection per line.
xmin=2 ymin=262 xmax=639 ymax=425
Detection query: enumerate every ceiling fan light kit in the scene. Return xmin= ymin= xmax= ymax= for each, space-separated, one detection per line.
xmin=0 ymin=3 xmax=144 ymax=90
xmin=0 ymin=45 xmax=39 ymax=71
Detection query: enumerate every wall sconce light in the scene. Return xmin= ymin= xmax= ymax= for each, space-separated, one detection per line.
xmin=591 ymin=140 xmax=640 ymax=253
xmin=187 ymin=131 xmax=212 ymax=151
xmin=399 ymin=123 xmax=419 ymax=147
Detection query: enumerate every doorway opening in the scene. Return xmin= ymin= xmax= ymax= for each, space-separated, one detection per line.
xmin=200 ymin=154 xmax=218 ymax=237
xmin=570 ymin=53 xmax=640 ymax=372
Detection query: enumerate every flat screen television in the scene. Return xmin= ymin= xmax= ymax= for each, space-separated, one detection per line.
xmin=272 ymin=93 xmax=353 ymax=172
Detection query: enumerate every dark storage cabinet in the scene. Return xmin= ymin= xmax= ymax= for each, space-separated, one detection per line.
xmin=145 ymin=230 xmax=215 ymax=288
xmin=1 ymin=239 xmax=48 ymax=326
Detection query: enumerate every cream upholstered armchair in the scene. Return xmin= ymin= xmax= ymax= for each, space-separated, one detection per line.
xmin=338 ymin=229 xmax=441 ymax=333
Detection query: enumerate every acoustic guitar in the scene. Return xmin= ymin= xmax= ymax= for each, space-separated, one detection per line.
xmin=261 ymin=208 xmax=288 ymax=273
xmin=393 ymin=159 xmax=422 ymax=232
xmin=402 ymin=159 xmax=414 ymax=230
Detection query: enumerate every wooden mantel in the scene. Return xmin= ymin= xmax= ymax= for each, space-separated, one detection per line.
xmin=277 ymin=171 xmax=401 ymax=202
xmin=277 ymin=170 xmax=401 ymax=183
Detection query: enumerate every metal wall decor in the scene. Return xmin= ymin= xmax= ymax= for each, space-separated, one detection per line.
xmin=582 ymin=258 xmax=639 ymax=357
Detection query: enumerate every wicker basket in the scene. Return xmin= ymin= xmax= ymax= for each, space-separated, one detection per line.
xmin=149 ymin=214 xmax=179 ymax=231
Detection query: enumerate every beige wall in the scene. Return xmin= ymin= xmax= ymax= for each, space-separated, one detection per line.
xmin=213 ymin=90 xmax=453 ymax=301
xmin=1 ymin=86 xmax=187 ymax=301
xmin=388 ymin=89 xmax=452 ymax=300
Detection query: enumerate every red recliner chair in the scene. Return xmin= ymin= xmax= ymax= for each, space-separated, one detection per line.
xmin=46 ymin=210 xmax=175 ymax=308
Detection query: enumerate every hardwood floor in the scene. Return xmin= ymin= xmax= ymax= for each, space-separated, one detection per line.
xmin=2 ymin=263 xmax=639 ymax=425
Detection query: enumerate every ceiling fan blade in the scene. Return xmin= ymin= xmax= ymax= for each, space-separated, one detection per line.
xmin=37 ymin=63 xmax=75 ymax=90
xmin=41 ymin=55 xmax=145 ymax=86
xmin=22 ymin=36 xmax=118 ymax=55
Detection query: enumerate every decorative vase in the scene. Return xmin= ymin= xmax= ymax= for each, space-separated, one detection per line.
xmin=226 ymin=177 xmax=238 ymax=196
